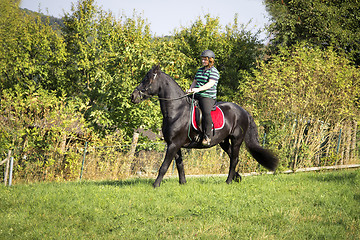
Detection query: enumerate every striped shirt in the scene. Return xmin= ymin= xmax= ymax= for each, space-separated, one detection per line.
xmin=194 ymin=66 xmax=220 ymax=99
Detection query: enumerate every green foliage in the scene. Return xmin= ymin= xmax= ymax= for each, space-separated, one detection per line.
xmin=1 ymin=0 xmax=264 ymax=142
xmin=242 ymin=43 xmax=360 ymax=122
xmin=0 ymin=85 xmax=91 ymax=181
xmin=241 ymin=43 xmax=360 ymax=167
xmin=220 ymin=17 xmax=263 ymax=101
xmin=100 ymin=12 xmax=161 ymax=138
xmin=153 ymin=39 xmax=192 ymax=90
xmin=0 ymin=0 xmax=67 ymax=91
xmin=60 ymin=1 xmax=191 ymax=138
xmin=1 ymin=0 xmax=359 ymax=183
xmin=173 ymin=14 xmax=263 ymax=101
xmin=265 ymin=0 xmax=360 ymax=65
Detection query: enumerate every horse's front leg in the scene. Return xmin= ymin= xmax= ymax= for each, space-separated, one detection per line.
xmin=175 ymin=150 xmax=186 ymax=184
xmin=153 ymin=143 xmax=179 ymax=188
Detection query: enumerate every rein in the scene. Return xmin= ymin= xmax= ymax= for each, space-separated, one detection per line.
xmin=135 ymin=73 xmax=194 ymax=101
xmin=135 ymin=70 xmax=195 ymax=141
xmin=135 ymin=88 xmax=193 ymax=101
xmin=188 ymin=94 xmax=195 ymax=141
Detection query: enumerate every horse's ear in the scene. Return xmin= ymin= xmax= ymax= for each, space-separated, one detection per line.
xmin=153 ymin=64 xmax=161 ymax=74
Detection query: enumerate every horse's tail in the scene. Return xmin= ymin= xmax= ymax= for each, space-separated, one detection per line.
xmin=244 ymin=115 xmax=279 ymax=171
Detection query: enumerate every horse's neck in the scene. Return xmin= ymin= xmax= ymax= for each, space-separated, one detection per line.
xmin=158 ymin=74 xmax=190 ymax=119
xmin=158 ymin=74 xmax=184 ymax=98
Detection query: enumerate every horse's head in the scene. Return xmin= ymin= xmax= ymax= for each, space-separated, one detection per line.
xmin=131 ymin=65 xmax=161 ymax=104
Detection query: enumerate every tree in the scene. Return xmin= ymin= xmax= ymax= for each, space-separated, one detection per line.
xmin=62 ymin=0 xmax=154 ymax=137
xmin=1 ymin=0 xmax=264 ymax=142
xmin=62 ymin=0 xmax=103 ymax=96
xmin=220 ymin=16 xmax=263 ymax=101
xmin=61 ymin=1 xmax=186 ymax=140
xmin=103 ymin=12 xmax=161 ymax=138
xmin=0 ymin=0 xmax=25 ymax=90
xmin=241 ymin=43 xmax=360 ymax=123
xmin=0 ymin=0 xmax=67 ymax=92
xmin=265 ymin=0 xmax=360 ymax=65
xmin=173 ymin=14 xmax=263 ymax=101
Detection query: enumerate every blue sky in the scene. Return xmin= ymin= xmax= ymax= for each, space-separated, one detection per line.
xmin=20 ymin=0 xmax=270 ymax=39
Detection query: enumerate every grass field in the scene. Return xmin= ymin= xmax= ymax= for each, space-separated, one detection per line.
xmin=1 ymin=169 xmax=359 ymax=239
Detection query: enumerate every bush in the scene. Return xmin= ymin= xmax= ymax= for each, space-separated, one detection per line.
xmin=0 ymin=86 xmax=92 ymax=182
xmin=240 ymin=43 xmax=360 ymax=168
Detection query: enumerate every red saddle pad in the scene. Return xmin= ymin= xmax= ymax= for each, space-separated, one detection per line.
xmin=192 ymin=105 xmax=225 ymax=131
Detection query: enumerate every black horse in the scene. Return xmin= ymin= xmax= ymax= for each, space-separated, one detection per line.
xmin=131 ymin=65 xmax=278 ymax=188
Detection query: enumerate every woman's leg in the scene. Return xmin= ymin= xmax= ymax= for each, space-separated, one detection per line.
xmin=196 ymin=95 xmax=215 ymax=144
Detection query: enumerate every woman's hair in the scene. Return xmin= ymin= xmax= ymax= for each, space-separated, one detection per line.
xmin=208 ymin=57 xmax=215 ymax=67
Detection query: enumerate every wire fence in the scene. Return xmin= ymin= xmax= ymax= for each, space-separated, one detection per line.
xmin=1 ymin=118 xmax=359 ymax=185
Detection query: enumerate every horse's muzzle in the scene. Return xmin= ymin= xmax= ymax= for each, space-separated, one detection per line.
xmin=131 ymin=89 xmax=142 ymax=104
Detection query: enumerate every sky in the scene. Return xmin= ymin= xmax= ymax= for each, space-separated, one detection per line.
xmin=20 ymin=0 xmax=270 ymax=39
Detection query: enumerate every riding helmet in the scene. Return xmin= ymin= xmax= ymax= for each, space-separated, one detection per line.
xmin=201 ymin=50 xmax=215 ymax=60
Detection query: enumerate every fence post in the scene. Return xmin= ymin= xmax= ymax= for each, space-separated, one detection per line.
xmin=126 ymin=132 xmax=139 ymax=176
xmin=172 ymin=158 xmax=176 ymax=175
xmin=80 ymin=141 xmax=88 ymax=180
xmin=8 ymin=157 xmax=14 ymax=186
xmin=4 ymin=150 xmax=11 ymax=186
xmin=262 ymin=132 xmax=267 ymax=146
xmin=350 ymin=120 xmax=357 ymax=160
xmin=344 ymin=124 xmax=351 ymax=164
xmin=336 ymin=129 xmax=342 ymax=154
xmin=130 ymin=132 xmax=139 ymax=157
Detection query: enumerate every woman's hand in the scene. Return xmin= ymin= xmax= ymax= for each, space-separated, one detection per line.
xmin=186 ymin=88 xmax=200 ymax=93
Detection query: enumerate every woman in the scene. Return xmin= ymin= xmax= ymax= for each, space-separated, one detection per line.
xmin=187 ymin=50 xmax=220 ymax=146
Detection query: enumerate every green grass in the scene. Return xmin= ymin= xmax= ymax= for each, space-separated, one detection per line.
xmin=1 ymin=169 xmax=359 ymax=239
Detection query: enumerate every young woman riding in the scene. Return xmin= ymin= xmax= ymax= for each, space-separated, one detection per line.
xmin=187 ymin=50 xmax=220 ymax=146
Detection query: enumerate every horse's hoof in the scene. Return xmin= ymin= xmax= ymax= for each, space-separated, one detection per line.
xmin=234 ymin=175 xmax=242 ymax=183
xmin=234 ymin=172 xmax=242 ymax=183
xmin=179 ymin=180 xmax=187 ymax=185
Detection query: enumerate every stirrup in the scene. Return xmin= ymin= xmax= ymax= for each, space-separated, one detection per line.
xmin=202 ymin=135 xmax=211 ymax=146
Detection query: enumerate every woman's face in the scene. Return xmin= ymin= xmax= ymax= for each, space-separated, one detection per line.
xmin=201 ymin=57 xmax=209 ymax=67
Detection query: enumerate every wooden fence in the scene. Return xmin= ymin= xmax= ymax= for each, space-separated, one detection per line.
xmin=1 ymin=150 xmax=14 ymax=186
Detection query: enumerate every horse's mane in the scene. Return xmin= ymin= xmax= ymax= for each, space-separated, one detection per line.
xmin=151 ymin=65 xmax=185 ymax=94
xmin=163 ymin=72 xmax=185 ymax=93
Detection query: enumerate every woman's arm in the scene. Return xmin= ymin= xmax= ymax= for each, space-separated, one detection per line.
xmin=187 ymin=79 xmax=197 ymax=93
xmin=191 ymin=79 xmax=216 ymax=92
xmin=190 ymin=79 xmax=197 ymax=89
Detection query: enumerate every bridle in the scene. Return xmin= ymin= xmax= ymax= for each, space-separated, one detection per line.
xmin=135 ymin=72 xmax=192 ymax=101
xmin=134 ymin=71 xmax=196 ymax=141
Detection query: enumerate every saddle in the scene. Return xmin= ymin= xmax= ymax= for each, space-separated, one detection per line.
xmin=191 ymin=103 xmax=225 ymax=133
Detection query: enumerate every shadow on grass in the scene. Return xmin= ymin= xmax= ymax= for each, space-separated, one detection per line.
xmin=83 ymin=178 xmax=155 ymax=188
xmin=309 ymin=170 xmax=359 ymax=185
xmin=195 ymin=176 xmax=228 ymax=185
xmin=80 ymin=176 xmax=230 ymax=188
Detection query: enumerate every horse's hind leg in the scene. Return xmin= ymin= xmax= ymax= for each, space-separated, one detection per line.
xmin=220 ymin=137 xmax=231 ymax=157
xmin=233 ymin=172 xmax=242 ymax=183
xmin=175 ymin=150 xmax=186 ymax=184
xmin=225 ymin=138 xmax=243 ymax=184
xmin=220 ymin=138 xmax=240 ymax=183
